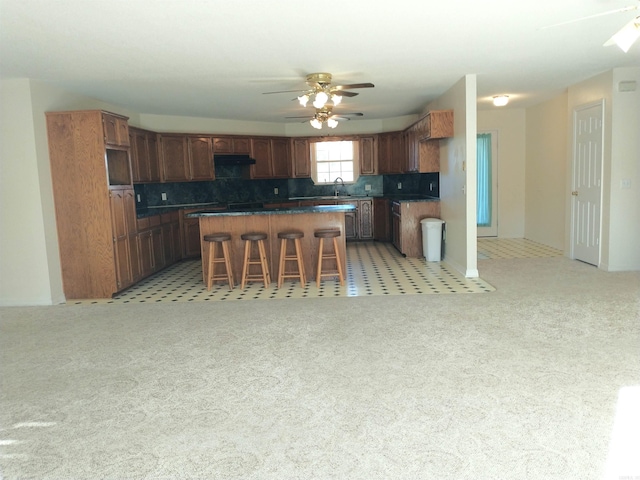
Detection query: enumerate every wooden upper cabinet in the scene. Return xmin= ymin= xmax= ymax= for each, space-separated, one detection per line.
xmin=291 ymin=138 xmax=311 ymax=178
xmin=159 ymin=135 xmax=214 ymax=182
xmin=159 ymin=135 xmax=189 ymax=182
xmin=147 ymin=133 xmax=161 ymax=182
xmin=248 ymin=137 xmax=291 ymax=179
xmin=103 ymin=112 xmax=130 ymax=148
xmin=188 ymin=136 xmax=214 ymax=180
xmin=270 ymin=137 xmax=291 ymax=178
xmin=377 ymin=132 xmax=405 ymax=174
xmin=417 ymin=110 xmax=454 ymax=140
xmin=418 ymin=140 xmax=440 ymax=173
xmin=213 ymin=136 xmax=250 ymax=154
xmin=359 ymin=135 xmax=377 ymax=175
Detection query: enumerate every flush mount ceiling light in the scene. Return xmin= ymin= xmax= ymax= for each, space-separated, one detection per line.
xmin=493 ymin=95 xmax=509 ymax=107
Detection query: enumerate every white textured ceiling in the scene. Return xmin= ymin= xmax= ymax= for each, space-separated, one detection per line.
xmin=1 ymin=0 xmax=639 ymax=124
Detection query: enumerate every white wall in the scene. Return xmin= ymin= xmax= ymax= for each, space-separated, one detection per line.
xmin=566 ymin=67 xmax=639 ymax=271
xmin=427 ymin=75 xmax=478 ymax=278
xmin=524 ymin=93 xmax=568 ymax=250
xmin=608 ymin=67 xmax=640 ymax=271
xmin=477 ymin=109 xmax=527 ymax=239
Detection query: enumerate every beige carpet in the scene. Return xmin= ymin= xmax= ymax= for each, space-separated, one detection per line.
xmin=1 ymin=256 xmax=639 ymax=479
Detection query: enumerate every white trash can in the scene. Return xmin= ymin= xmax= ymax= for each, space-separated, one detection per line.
xmin=421 ymin=218 xmax=444 ymax=261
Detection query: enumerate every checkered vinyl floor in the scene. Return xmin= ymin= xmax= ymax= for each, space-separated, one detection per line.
xmin=71 ymin=239 xmax=560 ymax=304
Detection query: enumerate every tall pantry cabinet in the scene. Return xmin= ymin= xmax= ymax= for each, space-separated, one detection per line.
xmin=46 ymin=110 xmax=137 ymax=299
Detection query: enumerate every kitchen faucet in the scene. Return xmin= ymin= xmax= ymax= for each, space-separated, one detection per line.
xmin=333 ymin=177 xmax=345 ymax=196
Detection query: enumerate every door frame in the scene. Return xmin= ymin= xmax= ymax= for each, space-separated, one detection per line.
xmin=570 ymin=99 xmax=604 ymax=265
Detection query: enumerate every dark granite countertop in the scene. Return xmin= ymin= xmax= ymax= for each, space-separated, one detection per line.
xmin=187 ymin=204 xmax=356 ymax=217
xmin=138 ymin=196 xmax=439 ymax=218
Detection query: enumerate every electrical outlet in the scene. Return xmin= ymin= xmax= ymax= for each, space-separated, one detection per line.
xmin=621 ymin=178 xmax=631 ymax=189
xmin=365 ymin=184 xmax=371 ymax=191
xmin=274 ymin=187 xmax=279 ymax=195
xmin=161 ymin=193 xmax=167 ymax=201
xmin=397 ymin=182 xmax=402 ymax=190
xmin=429 ymin=183 xmax=434 ymax=192
xmin=136 ymin=194 xmax=141 ymax=202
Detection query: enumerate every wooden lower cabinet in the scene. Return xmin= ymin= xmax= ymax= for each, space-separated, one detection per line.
xmin=373 ymin=197 xmax=391 ymax=241
xmin=135 ymin=211 xmax=181 ymax=280
xmin=358 ymin=199 xmax=373 ymax=239
xmin=391 ymin=200 xmax=441 ymax=257
xmin=181 ymin=209 xmax=202 ymax=258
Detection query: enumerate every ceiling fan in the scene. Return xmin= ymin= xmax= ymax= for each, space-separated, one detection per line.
xmin=542 ymin=3 xmax=640 ymax=52
xmin=286 ymin=105 xmax=364 ymax=130
xmin=263 ymin=72 xmax=374 ymax=109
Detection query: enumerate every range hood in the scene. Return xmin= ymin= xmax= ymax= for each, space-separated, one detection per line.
xmin=213 ymin=154 xmax=256 ymax=166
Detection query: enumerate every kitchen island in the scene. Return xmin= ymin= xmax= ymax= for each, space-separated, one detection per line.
xmin=187 ymin=205 xmax=356 ymax=286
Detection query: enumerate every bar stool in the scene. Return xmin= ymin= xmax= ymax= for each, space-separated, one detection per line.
xmin=314 ymin=229 xmax=345 ymax=286
xmin=277 ymin=231 xmax=306 ymax=288
xmin=203 ymin=233 xmax=234 ymax=291
xmin=240 ymin=232 xmax=271 ymax=289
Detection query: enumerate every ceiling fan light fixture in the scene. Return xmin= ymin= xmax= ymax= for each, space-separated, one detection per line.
xmin=604 ymin=16 xmax=640 ymax=52
xmin=331 ymin=94 xmax=342 ymax=106
xmin=297 ymin=94 xmax=310 ymax=107
xmin=313 ymin=91 xmax=329 ymax=109
xmin=310 ymin=118 xmax=323 ymax=129
xmin=493 ymin=95 xmax=509 ymax=107
xmin=327 ymin=118 xmax=338 ymax=128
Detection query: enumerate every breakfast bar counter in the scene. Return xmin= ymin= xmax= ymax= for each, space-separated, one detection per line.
xmin=187 ymin=205 xmax=356 ymax=285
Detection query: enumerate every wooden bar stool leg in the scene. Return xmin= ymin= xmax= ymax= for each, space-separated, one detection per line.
xmin=240 ymin=239 xmax=251 ymax=289
xmin=316 ymin=237 xmax=324 ymax=286
xmin=221 ymin=240 xmax=234 ymax=290
xmin=295 ymin=238 xmax=306 ymax=286
xmin=257 ymin=239 xmax=271 ymax=287
xmin=207 ymin=240 xmax=217 ymax=291
xmin=278 ymin=238 xmax=287 ymax=288
xmin=333 ymin=237 xmax=345 ymax=286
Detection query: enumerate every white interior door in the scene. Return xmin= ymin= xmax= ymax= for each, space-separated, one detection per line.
xmin=571 ymin=101 xmax=603 ymax=266
xmin=477 ymin=131 xmax=498 ymax=237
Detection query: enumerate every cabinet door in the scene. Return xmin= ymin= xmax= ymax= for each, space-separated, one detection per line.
xmin=103 ymin=113 xmax=129 ymax=147
xmin=109 ymin=190 xmax=134 ymax=290
xmin=188 ymin=137 xmax=214 ymax=180
xmin=213 ymin=136 xmax=251 ymax=154
xmin=291 ymin=138 xmax=311 ymax=178
xmin=358 ymin=199 xmax=374 ymax=239
xmin=389 ymin=132 xmax=405 ymax=173
xmin=271 ymin=138 xmax=291 ymax=178
xmin=160 ymin=135 xmax=189 ymax=182
xmin=342 ymin=201 xmax=359 ymax=240
xmin=131 ymin=129 xmax=150 ymax=182
xmin=373 ymin=198 xmax=391 ymax=241
xmin=147 ymin=133 xmax=161 ymax=182
xmin=137 ymin=231 xmax=154 ymax=277
xmin=151 ymin=227 xmax=165 ymax=271
xmin=183 ymin=217 xmax=202 ymax=258
xmin=377 ymin=134 xmax=390 ymax=174
xmin=359 ymin=136 xmax=377 ymax=175
xmin=419 ymin=140 xmax=440 ymax=173
xmin=250 ymin=138 xmax=272 ymax=179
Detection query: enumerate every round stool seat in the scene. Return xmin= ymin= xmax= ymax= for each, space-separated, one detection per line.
xmin=241 ymin=232 xmax=268 ymax=241
xmin=203 ymin=233 xmax=231 ymax=243
xmin=278 ymin=231 xmax=304 ymax=240
xmin=314 ymin=229 xmax=341 ymax=239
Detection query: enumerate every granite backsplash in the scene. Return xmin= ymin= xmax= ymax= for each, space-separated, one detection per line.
xmin=135 ymin=172 xmax=438 ymax=210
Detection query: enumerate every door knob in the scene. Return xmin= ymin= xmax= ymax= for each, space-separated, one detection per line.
xmin=571 ymin=191 xmax=579 ymax=196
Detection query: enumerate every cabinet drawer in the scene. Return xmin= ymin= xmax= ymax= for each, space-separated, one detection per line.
xmin=392 ymin=202 xmax=401 ymax=215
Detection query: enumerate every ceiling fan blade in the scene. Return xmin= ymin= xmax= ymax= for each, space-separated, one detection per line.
xmin=333 ymin=91 xmax=359 ymax=98
xmin=285 ymin=115 xmax=313 ymax=119
xmin=332 ymin=83 xmax=375 ymax=90
xmin=263 ymin=89 xmax=309 ymax=94
xmin=331 ymin=113 xmax=364 ymax=119
xmin=540 ymin=5 xmax=638 ymax=29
